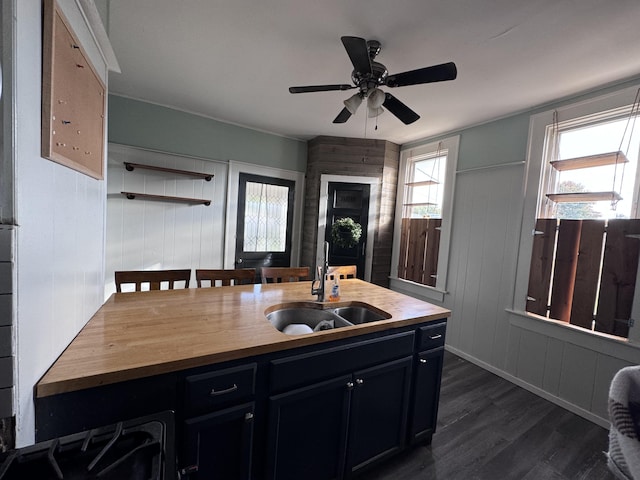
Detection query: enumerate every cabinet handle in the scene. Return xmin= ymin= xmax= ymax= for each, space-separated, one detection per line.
xmin=209 ymin=383 xmax=238 ymax=396
xmin=180 ymin=465 xmax=199 ymax=476
xmin=245 ymin=412 xmax=254 ymax=422
xmin=346 ymin=381 xmax=354 ymax=389
xmin=356 ymin=378 xmax=364 ymax=385
xmin=419 ymin=358 xmax=427 ymax=364
xmin=429 ymin=334 xmax=442 ymax=340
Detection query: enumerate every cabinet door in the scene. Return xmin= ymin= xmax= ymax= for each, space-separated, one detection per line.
xmin=409 ymin=347 xmax=444 ymax=444
xmin=346 ymin=356 xmax=413 ymax=476
xmin=182 ymin=402 xmax=254 ymax=480
xmin=266 ymin=374 xmax=352 ymax=480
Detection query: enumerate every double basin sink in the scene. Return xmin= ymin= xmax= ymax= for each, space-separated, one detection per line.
xmin=265 ymin=301 xmax=392 ymax=335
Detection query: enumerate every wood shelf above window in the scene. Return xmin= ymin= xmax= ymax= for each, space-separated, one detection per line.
xmin=546 ymin=191 xmax=622 ymax=203
xmin=121 ymin=192 xmax=211 ymax=206
xmin=550 ymin=151 xmax=628 ymax=171
xmin=124 ymin=162 xmax=213 ymax=181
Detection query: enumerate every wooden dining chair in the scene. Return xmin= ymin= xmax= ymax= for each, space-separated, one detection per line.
xmin=115 ymin=269 xmax=191 ymax=292
xmin=196 ymin=268 xmax=256 ymax=287
xmin=326 ymin=265 xmax=357 ymax=281
xmin=261 ymin=266 xmax=310 ymax=284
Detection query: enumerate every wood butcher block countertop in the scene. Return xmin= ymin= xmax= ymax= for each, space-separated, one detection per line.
xmin=36 ymin=279 xmax=450 ymax=398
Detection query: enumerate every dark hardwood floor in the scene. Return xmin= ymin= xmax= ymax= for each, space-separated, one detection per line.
xmin=368 ymin=351 xmax=615 ymax=480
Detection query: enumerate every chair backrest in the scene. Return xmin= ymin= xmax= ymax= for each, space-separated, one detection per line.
xmin=261 ymin=266 xmax=310 ymax=284
xmin=196 ymin=268 xmax=256 ymax=287
xmin=326 ymin=265 xmax=357 ymax=281
xmin=115 ymin=269 xmax=191 ymax=292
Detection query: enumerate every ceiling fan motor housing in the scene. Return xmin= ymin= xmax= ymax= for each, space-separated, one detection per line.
xmin=351 ymin=61 xmax=388 ymax=94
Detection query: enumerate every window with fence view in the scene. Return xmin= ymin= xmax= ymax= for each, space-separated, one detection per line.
xmin=397 ymin=146 xmax=447 ymax=287
xmin=527 ymin=103 xmax=640 ymax=339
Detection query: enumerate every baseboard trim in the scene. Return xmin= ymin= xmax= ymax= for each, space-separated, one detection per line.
xmin=445 ymin=345 xmax=610 ymax=430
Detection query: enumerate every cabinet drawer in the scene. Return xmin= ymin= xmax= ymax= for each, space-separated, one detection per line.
xmin=185 ymin=363 xmax=256 ymax=415
xmin=270 ymin=331 xmax=415 ymax=393
xmin=417 ymin=321 xmax=446 ymax=351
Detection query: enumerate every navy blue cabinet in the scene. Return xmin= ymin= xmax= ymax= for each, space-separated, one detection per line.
xmin=36 ymin=320 xmax=447 ymax=480
xmin=267 ymin=375 xmax=352 ymax=480
xmin=346 ymin=356 xmax=413 ymax=477
xmin=182 ymin=402 xmax=255 ymax=479
xmin=265 ymin=330 xmax=416 ymax=480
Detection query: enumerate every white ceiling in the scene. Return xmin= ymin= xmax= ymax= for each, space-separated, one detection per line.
xmin=98 ymin=0 xmax=640 ymax=145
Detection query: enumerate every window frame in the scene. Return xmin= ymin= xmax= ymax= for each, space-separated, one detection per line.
xmin=390 ymin=135 xmax=459 ymax=302
xmin=514 ymin=84 xmax=640 ymax=344
xmin=537 ymin=109 xmax=640 ymax=221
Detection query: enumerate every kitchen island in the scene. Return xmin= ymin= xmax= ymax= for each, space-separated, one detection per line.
xmin=36 ymin=279 xmax=450 ymax=479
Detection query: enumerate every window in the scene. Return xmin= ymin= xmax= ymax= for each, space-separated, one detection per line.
xmin=391 ymin=136 xmax=458 ymax=299
xmin=538 ymin=112 xmax=640 ymax=220
xmin=521 ymin=87 xmax=640 ymax=340
xmin=243 ymin=180 xmax=291 ymax=252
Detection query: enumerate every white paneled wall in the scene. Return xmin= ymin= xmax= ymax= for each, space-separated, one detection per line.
xmin=105 ymin=144 xmax=228 ymax=296
xmin=445 ymin=162 xmax=525 ymax=367
xmin=441 ymin=161 xmax=638 ymax=427
xmin=13 ymin=0 xmax=115 ymax=446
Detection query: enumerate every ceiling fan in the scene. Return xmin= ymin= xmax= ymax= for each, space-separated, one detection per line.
xmin=289 ymin=36 xmax=457 ymax=125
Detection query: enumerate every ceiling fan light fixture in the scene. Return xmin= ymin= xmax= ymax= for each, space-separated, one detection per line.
xmin=343 ymin=93 xmax=362 ymax=114
xmin=368 ymin=88 xmax=385 ymax=108
xmin=368 ymin=106 xmax=384 ymax=118
xmin=367 ymin=88 xmax=385 ymax=118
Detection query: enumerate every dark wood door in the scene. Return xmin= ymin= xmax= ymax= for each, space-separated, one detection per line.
xmin=346 ymin=356 xmax=413 ymax=477
xmin=266 ymin=375 xmax=352 ymax=480
xmin=236 ymin=173 xmax=296 ymax=280
xmin=325 ymin=182 xmax=370 ymax=279
xmin=409 ymin=348 xmax=444 ymax=445
xmin=182 ymin=402 xmax=254 ymax=479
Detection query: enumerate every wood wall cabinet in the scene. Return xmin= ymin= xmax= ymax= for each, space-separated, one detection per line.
xmin=36 ymin=320 xmax=447 ymax=480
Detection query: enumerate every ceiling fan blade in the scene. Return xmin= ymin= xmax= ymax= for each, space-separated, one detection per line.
xmin=386 ymin=62 xmax=457 ymax=88
xmin=289 ymin=84 xmax=355 ymax=94
xmin=333 ymin=107 xmax=352 ymax=124
xmin=341 ymin=36 xmax=372 ymax=74
xmin=383 ymin=93 xmax=420 ymax=125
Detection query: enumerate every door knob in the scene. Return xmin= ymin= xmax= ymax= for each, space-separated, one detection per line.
xmin=237 ymin=258 xmax=243 ymax=264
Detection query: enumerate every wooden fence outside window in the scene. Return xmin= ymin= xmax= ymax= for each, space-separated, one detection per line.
xmin=397 ymin=218 xmax=442 ymax=287
xmin=526 ymin=218 xmax=640 ymax=338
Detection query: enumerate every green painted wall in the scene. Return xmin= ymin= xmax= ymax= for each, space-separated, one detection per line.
xmin=108 ymin=95 xmax=307 ymax=172
xmin=404 ymin=77 xmax=640 ymax=172
xmin=457 ymin=113 xmax=530 ymax=170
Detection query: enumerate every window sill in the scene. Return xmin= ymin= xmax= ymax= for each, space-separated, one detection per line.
xmin=507 ymin=309 xmax=640 ymax=363
xmin=389 ymin=277 xmax=446 ymax=303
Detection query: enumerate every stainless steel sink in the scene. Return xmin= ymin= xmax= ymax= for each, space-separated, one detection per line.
xmin=328 ymin=305 xmax=388 ymax=324
xmin=266 ymin=301 xmax=392 ymax=335
xmin=266 ymin=307 xmax=353 ymax=334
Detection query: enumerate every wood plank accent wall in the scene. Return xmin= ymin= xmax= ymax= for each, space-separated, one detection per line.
xmin=301 ymin=136 xmax=399 ymax=288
